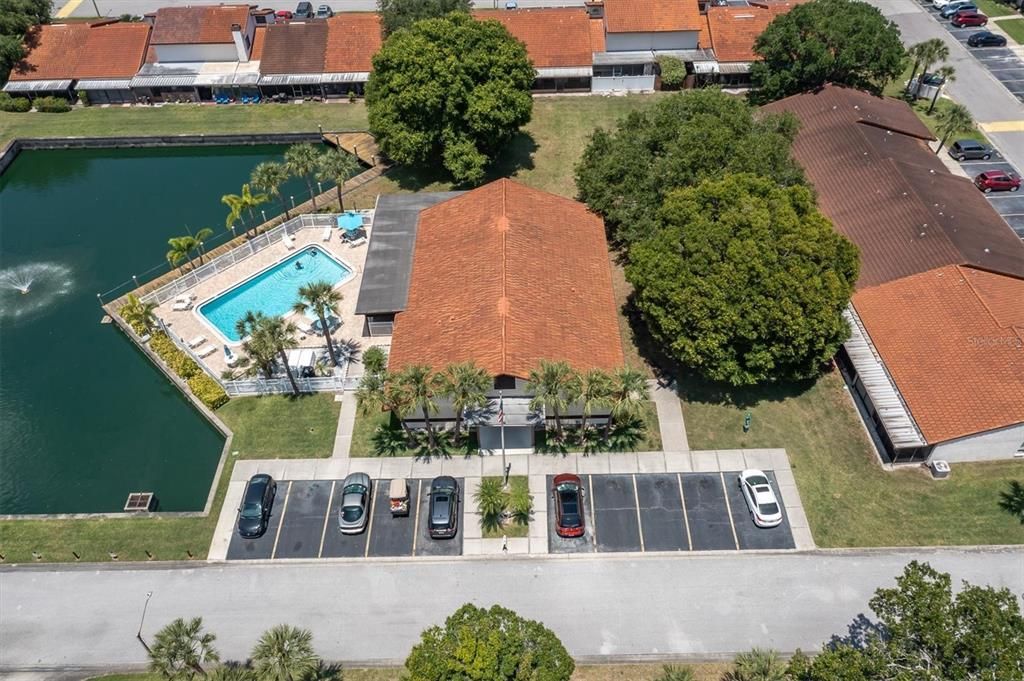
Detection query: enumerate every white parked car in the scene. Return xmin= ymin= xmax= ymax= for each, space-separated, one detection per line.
xmin=932 ymin=0 xmax=953 ymax=8
xmin=738 ymin=470 xmax=783 ymax=528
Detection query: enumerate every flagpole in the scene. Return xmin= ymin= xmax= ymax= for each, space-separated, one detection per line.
xmin=499 ymin=390 xmax=507 ymax=486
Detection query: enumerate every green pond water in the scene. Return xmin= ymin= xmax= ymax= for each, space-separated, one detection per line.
xmin=0 ymin=145 xmax=313 ymax=514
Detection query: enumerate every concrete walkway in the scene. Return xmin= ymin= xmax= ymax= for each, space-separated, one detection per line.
xmin=331 ymin=393 xmax=357 ymax=459
xmin=651 ymin=380 xmax=689 ymax=451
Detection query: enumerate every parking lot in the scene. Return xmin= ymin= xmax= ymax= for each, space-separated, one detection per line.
xmin=226 ymin=478 xmax=464 ymax=560
xmin=546 ymin=472 xmax=796 ymax=554
xmin=914 ymin=0 xmax=1024 ymax=104
xmin=948 ymin=153 xmax=1024 ymax=237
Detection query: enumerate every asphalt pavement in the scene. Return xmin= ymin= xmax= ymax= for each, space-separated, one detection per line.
xmin=2 ymin=548 xmax=1022 ymax=672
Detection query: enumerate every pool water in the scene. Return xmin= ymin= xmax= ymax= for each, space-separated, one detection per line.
xmin=199 ymin=246 xmax=352 ymax=342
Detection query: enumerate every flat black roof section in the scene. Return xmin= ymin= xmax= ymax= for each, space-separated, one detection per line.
xmin=355 ymin=192 xmax=463 ymax=316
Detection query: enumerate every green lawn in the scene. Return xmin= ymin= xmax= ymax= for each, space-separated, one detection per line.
xmin=0 ymin=394 xmax=340 ymax=563
xmin=997 ymin=17 xmax=1024 ymax=44
xmin=0 ymin=102 xmax=369 ymax=148
xmin=681 ymin=370 xmax=1024 ymax=547
xmin=976 ymin=0 xmax=1019 ymax=17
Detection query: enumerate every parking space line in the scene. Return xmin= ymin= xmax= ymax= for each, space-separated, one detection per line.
xmin=363 ymin=485 xmax=376 ymax=558
xmin=270 ymin=481 xmax=293 ymax=560
xmin=411 ymin=479 xmax=422 ymax=556
xmin=317 ymin=480 xmax=336 ymax=558
xmin=718 ymin=472 xmax=740 ymax=551
xmin=676 ymin=473 xmax=693 ymax=550
xmin=631 ymin=474 xmax=645 ymax=552
xmin=587 ymin=474 xmax=598 ymax=545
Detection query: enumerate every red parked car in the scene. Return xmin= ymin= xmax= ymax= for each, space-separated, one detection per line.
xmin=952 ymin=10 xmax=987 ymax=26
xmin=553 ymin=474 xmax=585 ymax=538
xmin=275 ymin=9 xmax=293 ymax=21
xmin=974 ymin=171 xmax=1021 ymax=193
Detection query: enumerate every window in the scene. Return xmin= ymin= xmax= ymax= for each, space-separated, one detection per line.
xmin=493 ymin=375 xmax=516 ymax=390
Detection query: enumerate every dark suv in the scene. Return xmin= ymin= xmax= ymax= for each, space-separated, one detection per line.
xmin=948 ymin=139 xmax=996 ymax=161
xmin=237 ymin=474 xmax=277 ymax=538
xmin=428 ymin=476 xmax=460 ymax=539
xmin=294 ymin=2 xmax=314 ymax=19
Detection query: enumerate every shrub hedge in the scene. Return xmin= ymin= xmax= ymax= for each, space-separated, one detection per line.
xmin=0 ymin=93 xmax=31 ymax=113
xmin=188 ymin=374 xmax=229 ymax=410
xmin=33 ymin=96 xmax=72 ymax=113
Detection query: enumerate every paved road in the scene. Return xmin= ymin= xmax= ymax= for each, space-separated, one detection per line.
xmin=2 ymin=548 xmax=1022 ymax=672
xmin=865 ymin=0 xmax=1024 ymax=176
xmin=55 ymin=0 xmax=584 ymax=19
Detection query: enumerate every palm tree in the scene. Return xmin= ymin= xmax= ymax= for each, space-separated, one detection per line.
xmin=355 ymin=369 xmax=415 ymax=440
xmin=119 ymin=293 xmax=158 ymax=333
xmin=904 ymin=41 xmax=929 ymax=97
xmin=251 ymin=161 xmax=291 ymax=220
xmin=316 ymin=150 xmax=362 ymax=211
xmin=148 ymin=617 xmax=219 ymax=680
xmin=285 ymin=143 xmax=323 ymax=210
xmin=255 ymin=315 xmax=301 ymax=396
xmin=166 ymin=235 xmax=200 ymax=273
xmin=725 ymin=648 xmax=787 ymax=681
xmin=604 ymin=366 xmax=649 ymax=438
xmin=934 ymin=103 xmax=974 ymax=154
xmin=237 ymin=311 xmax=276 ymax=378
xmin=397 ymin=364 xmax=440 ymax=450
xmin=222 ymin=184 xmax=269 ymax=237
xmin=206 ymin=665 xmax=254 ymax=681
xmin=914 ymin=38 xmax=949 ymax=97
xmin=436 ymin=362 xmax=491 ymax=443
xmin=526 ymin=360 xmax=580 ymax=442
xmin=293 ymin=281 xmax=343 ymax=366
xmin=474 ymin=476 xmax=507 ymax=531
xmin=250 ymin=624 xmax=319 ymax=681
xmin=655 ymin=665 xmax=695 ymax=681
xmin=927 ymin=64 xmax=955 ymax=115
xmin=575 ymin=368 xmax=613 ymax=433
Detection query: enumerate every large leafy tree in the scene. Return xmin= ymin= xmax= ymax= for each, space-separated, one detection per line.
xmin=366 ymin=13 xmax=534 ymax=185
xmin=0 ymin=0 xmax=51 ymax=84
xmin=575 ymin=89 xmax=804 ymax=246
xmin=627 ymin=174 xmax=858 ymax=387
xmin=788 ymin=561 xmax=1024 ymax=680
xmin=750 ymin=0 xmax=906 ymax=104
xmin=377 ymin=0 xmax=471 ymax=36
xmin=405 ymin=603 xmax=574 ymax=681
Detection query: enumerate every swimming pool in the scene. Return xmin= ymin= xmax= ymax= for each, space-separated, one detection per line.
xmin=199 ymin=245 xmax=352 ymax=343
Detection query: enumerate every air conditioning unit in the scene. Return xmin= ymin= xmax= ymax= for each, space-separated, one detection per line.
xmin=930 ymin=460 xmax=951 ymax=479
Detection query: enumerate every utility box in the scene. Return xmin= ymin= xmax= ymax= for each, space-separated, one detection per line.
xmin=930 ymin=460 xmax=951 ymax=479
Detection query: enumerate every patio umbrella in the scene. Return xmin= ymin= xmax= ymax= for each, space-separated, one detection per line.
xmin=336 ymin=212 xmax=362 ymax=233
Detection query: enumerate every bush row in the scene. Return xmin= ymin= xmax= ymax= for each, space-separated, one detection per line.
xmin=147 ymin=332 xmax=229 ymax=409
xmin=0 ymin=93 xmax=72 ymax=113
xmin=0 ymin=93 xmax=31 ymax=113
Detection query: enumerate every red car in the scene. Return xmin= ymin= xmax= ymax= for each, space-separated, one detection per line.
xmin=974 ymin=170 xmax=1021 ymax=193
xmin=952 ymin=10 xmax=987 ymax=26
xmin=553 ymin=474 xmax=585 ymax=538
xmin=275 ymin=9 xmax=293 ymax=21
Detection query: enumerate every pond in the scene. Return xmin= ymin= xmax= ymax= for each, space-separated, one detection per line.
xmin=0 ymin=145 xmax=317 ymax=514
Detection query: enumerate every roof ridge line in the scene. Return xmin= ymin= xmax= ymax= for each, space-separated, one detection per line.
xmin=501 ymin=180 xmax=508 ymax=375
xmin=956 ymin=264 xmax=1019 ymax=332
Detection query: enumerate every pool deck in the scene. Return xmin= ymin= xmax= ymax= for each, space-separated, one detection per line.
xmin=154 ymin=225 xmax=388 ymax=377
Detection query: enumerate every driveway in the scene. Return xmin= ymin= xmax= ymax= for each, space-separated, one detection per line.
xmin=3 ymin=549 xmax=1022 ymax=670
xmin=949 ymin=152 xmax=1024 ymax=235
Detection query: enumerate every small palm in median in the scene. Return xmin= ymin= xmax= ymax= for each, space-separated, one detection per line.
xmin=474 ymin=476 xmax=507 ymax=532
xmin=317 ymin=149 xmax=362 ymax=212
xmin=251 ymin=624 xmax=320 ymax=681
xmin=293 ymin=281 xmax=344 ymax=366
xmin=148 ymin=616 xmax=220 ymax=680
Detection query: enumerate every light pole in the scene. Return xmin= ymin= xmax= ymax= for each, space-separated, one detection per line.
xmin=136 ymin=591 xmax=154 ymax=653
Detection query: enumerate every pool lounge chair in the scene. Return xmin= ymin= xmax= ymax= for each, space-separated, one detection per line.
xmin=348 ymin=233 xmax=367 ymax=247
xmin=187 ymin=335 xmax=207 ymax=348
xmin=283 ymin=233 xmax=296 ymax=250
xmin=171 ymin=297 xmax=193 ymax=311
xmin=196 ymin=344 xmax=217 ymax=359
xmin=224 ymin=345 xmax=240 ymax=367
xmin=322 ymin=226 xmax=332 ymax=242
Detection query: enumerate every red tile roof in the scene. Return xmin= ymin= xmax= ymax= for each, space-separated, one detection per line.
xmin=707 ymin=2 xmax=799 ymax=62
xmin=10 ymin=22 xmax=151 ymax=81
xmin=388 ymin=179 xmax=625 ymax=379
xmin=474 ymin=8 xmax=595 ymax=68
xmin=324 ymin=13 xmax=382 ymax=73
xmin=149 ymin=5 xmax=251 ymax=45
xmin=590 ymin=17 xmax=606 ymax=52
xmin=250 ymin=25 xmax=266 ymax=61
xmin=853 ymin=265 xmax=1024 ymax=442
xmin=603 ymin=0 xmax=705 ymax=33
xmin=259 ymin=21 xmax=328 ymax=74
xmin=762 ymin=85 xmax=1024 ymax=288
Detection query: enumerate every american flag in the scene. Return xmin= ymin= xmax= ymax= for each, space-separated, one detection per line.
xmin=497 ymin=395 xmax=504 ymax=425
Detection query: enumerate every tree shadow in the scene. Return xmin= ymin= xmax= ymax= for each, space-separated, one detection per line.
xmin=827 ymin=612 xmax=889 ymax=650
xmin=387 ymin=131 xmax=538 ymax=191
xmin=483 ymin=131 xmax=538 ymax=182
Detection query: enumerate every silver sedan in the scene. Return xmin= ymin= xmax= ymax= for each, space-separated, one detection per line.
xmin=337 ymin=472 xmax=371 ymax=535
